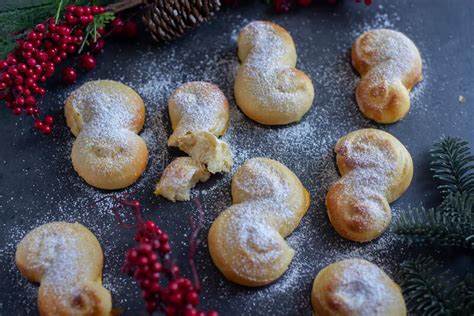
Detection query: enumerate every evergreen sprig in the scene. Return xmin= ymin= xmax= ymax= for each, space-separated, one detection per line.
xmin=79 ymin=11 xmax=115 ymax=53
xmin=393 ymin=137 xmax=474 ymax=249
xmin=399 ymin=256 xmax=474 ymax=316
xmin=431 ymin=137 xmax=474 ymax=197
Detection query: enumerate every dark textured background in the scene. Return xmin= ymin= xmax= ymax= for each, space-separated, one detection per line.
xmin=0 ymin=1 xmax=473 ymax=315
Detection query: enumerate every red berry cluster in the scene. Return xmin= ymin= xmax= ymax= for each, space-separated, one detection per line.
xmin=122 ymin=201 xmax=217 ymax=316
xmin=0 ymin=4 xmax=105 ymax=134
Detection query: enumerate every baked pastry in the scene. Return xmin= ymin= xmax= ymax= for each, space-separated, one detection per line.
xmin=234 ymin=21 xmax=314 ymax=125
xmin=326 ymin=129 xmax=413 ymax=242
xmin=208 ymin=158 xmax=310 ymax=286
xmin=154 ymin=157 xmax=210 ymax=202
xmin=178 ymin=131 xmax=233 ymax=174
xmin=352 ymin=29 xmax=423 ymax=123
xmin=156 ymin=82 xmax=233 ymax=202
xmin=311 ymin=259 xmax=406 ymax=316
xmin=168 ymin=81 xmax=229 ymax=147
xmin=65 ymin=80 xmax=148 ymax=190
xmin=16 ymin=222 xmax=111 ymax=316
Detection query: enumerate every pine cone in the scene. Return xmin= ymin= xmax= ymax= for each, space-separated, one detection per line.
xmin=143 ymin=0 xmax=222 ymax=42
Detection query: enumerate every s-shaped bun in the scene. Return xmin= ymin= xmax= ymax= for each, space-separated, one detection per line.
xmin=234 ymin=21 xmax=315 ymax=125
xmin=352 ymin=29 xmax=422 ymax=123
xmin=65 ymin=80 xmax=148 ymax=190
xmin=16 ymin=222 xmax=111 ymax=316
xmin=326 ymin=129 xmax=413 ymax=242
xmin=208 ymin=158 xmax=310 ymax=286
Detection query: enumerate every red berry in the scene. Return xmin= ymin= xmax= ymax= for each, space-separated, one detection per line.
xmin=62 ymin=65 xmax=76 ymax=81
xmin=15 ymin=97 xmax=25 ymax=107
xmin=185 ymin=309 xmax=198 ymax=316
xmin=159 ymin=233 xmax=169 ymax=242
xmin=66 ymin=44 xmax=77 ymax=54
xmin=52 ymin=56 xmax=62 ymax=64
xmin=37 ymin=87 xmax=46 ymax=95
xmin=13 ymin=107 xmax=22 ymax=115
xmin=22 ymin=42 xmax=34 ymax=51
xmin=169 ymin=292 xmax=182 ymax=304
xmin=26 ymin=107 xmax=35 ymax=115
xmin=41 ymin=125 xmax=52 ymax=135
xmin=0 ymin=60 xmax=7 ymax=69
xmin=146 ymin=301 xmax=157 ymax=313
xmin=35 ymin=23 xmax=46 ymax=33
xmin=25 ymin=96 xmax=36 ymax=106
xmin=27 ymin=58 xmax=37 ymax=67
xmin=137 ymin=243 xmax=152 ymax=255
xmin=75 ymin=6 xmax=84 ymax=16
xmin=8 ymin=67 xmax=18 ymax=76
xmin=83 ymin=6 xmax=92 ymax=15
xmin=274 ymin=0 xmax=291 ymax=13
xmin=44 ymin=115 xmax=54 ymax=125
xmin=14 ymin=76 xmax=24 ymax=85
xmin=207 ymin=311 xmax=218 ymax=316
xmin=186 ymin=291 xmax=199 ymax=306
xmin=123 ymin=20 xmax=138 ymax=39
xmin=92 ymin=39 xmax=105 ymax=53
xmin=79 ymin=54 xmax=97 ymax=71
xmin=111 ymin=17 xmax=125 ymax=33
xmin=160 ymin=243 xmax=171 ymax=253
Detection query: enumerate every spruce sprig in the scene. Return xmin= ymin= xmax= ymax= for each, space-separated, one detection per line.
xmin=393 ymin=137 xmax=474 ymax=249
xmin=79 ymin=11 xmax=115 ymax=53
xmin=399 ymin=256 xmax=474 ymax=316
xmin=431 ymin=137 xmax=474 ymax=197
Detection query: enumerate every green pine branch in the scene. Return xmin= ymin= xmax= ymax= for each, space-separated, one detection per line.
xmin=394 ymin=137 xmax=474 ymax=249
xmin=79 ymin=11 xmax=115 ymax=53
xmin=393 ymin=192 xmax=474 ymax=249
xmin=399 ymin=256 xmax=474 ymax=316
xmin=431 ymin=137 xmax=474 ymax=197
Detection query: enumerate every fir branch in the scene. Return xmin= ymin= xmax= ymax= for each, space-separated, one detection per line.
xmin=0 ymin=2 xmax=56 ymax=36
xmin=398 ymin=256 xmax=452 ymax=315
xmin=451 ymin=274 xmax=474 ymax=316
xmin=393 ymin=192 xmax=474 ymax=249
xmin=431 ymin=137 xmax=474 ymax=197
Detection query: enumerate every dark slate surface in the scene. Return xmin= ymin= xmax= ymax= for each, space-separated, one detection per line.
xmin=0 ymin=1 xmax=473 ymax=315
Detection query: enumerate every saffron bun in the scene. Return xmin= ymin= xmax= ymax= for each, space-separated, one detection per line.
xmin=208 ymin=157 xmax=310 ymax=286
xmin=234 ymin=21 xmax=315 ymax=125
xmin=16 ymin=222 xmax=112 ymax=316
xmin=326 ymin=129 xmax=413 ymax=242
xmin=65 ymin=80 xmax=149 ymax=190
xmin=167 ymin=81 xmax=229 ymax=147
xmin=352 ymin=29 xmax=423 ymax=123
xmin=154 ymin=157 xmax=210 ymax=202
xmin=311 ymin=259 xmax=406 ymax=316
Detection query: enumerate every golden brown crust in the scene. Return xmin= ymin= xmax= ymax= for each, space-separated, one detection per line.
xmin=311 ymin=259 xmax=406 ymax=316
xmin=352 ymin=29 xmax=422 ymax=123
xmin=208 ymin=158 xmax=310 ymax=286
xmin=16 ymin=222 xmax=111 ymax=316
xmin=325 ymin=129 xmax=413 ymax=242
xmin=65 ymin=80 xmax=149 ymax=190
xmin=234 ymin=21 xmax=314 ymax=125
